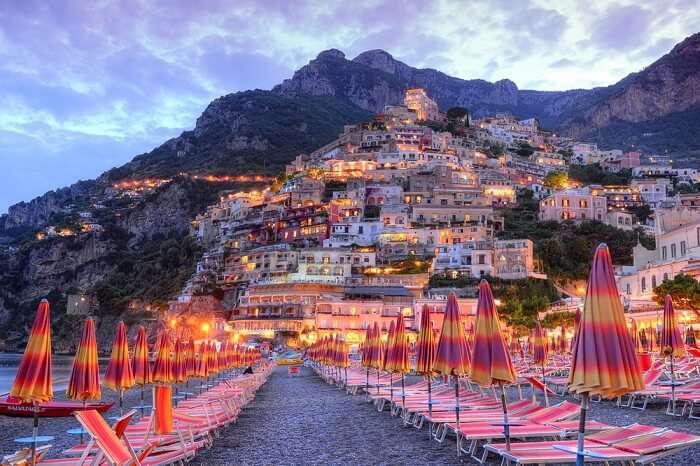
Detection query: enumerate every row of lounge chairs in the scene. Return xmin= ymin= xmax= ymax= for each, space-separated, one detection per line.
xmin=317 ymin=365 xmax=700 ymax=465
xmin=3 ymin=364 xmax=272 ymax=466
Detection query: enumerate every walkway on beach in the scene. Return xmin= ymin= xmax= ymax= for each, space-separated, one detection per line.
xmin=189 ymin=366 xmax=462 ymax=465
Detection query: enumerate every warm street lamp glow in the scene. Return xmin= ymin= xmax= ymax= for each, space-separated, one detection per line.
xmin=170 ymin=319 xmax=177 ymax=328
xmin=202 ymin=323 xmax=210 ymax=334
xmin=494 ymin=299 xmax=502 ymax=306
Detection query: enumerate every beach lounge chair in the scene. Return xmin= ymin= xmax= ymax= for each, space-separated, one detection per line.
xmin=2 ymin=445 xmax=51 ymax=465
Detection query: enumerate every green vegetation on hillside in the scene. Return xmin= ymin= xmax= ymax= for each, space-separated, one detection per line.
xmin=112 ymin=91 xmax=371 ymax=180
xmin=653 ymin=273 xmax=700 ymax=309
xmin=93 ymin=233 xmax=200 ymax=315
xmin=569 ymin=164 xmax=631 ymax=185
xmin=497 ymin=192 xmax=654 ymax=280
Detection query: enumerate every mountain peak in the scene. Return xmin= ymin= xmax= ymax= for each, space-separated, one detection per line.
xmin=353 ymin=49 xmax=404 ymax=74
xmin=315 ymin=49 xmax=346 ymax=61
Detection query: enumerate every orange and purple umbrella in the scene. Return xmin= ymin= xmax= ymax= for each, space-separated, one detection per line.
xmin=470 ymin=280 xmax=516 ymax=449
xmin=9 ymin=299 xmax=53 ymax=463
xmin=434 ymin=292 xmax=472 ymax=455
xmin=391 ymin=313 xmax=410 ymax=413
xmin=67 ymin=318 xmax=101 ymax=402
xmin=152 ymin=331 xmax=173 ymax=385
xmin=660 ymin=294 xmax=686 ymax=414
xmin=532 ymin=320 xmax=549 ymax=406
xmin=132 ymin=326 xmax=152 ymax=385
xmin=568 ymin=244 xmax=643 ymax=465
xmin=415 ymin=305 xmax=436 ymax=375
xmin=172 ymin=338 xmax=187 ymax=384
xmin=628 ymin=319 xmax=639 ymax=353
xmin=104 ymin=322 xmax=135 ymax=413
xmin=10 ymin=299 xmax=53 ymax=404
xmin=185 ymin=337 xmax=196 ymax=378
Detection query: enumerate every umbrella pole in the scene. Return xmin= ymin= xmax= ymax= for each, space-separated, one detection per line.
xmin=376 ymin=370 xmax=380 ymax=395
xmin=344 ymin=367 xmax=348 ymax=389
xmin=80 ymin=400 xmax=86 ymax=444
xmin=427 ymin=376 xmax=433 ymax=438
xmin=671 ymin=355 xmax=677 ymax=415
xmin=119 ymin=389 xmax=124 ymax=417
xmin=454 ymin=375 xmax=461 ymax=456
xmin=389 ymin=373 xmax=393 ymax=404
xmin=542 ymin=362 xmax=549 ymax=407
xmin=500 ymin=382 xmax=511 ymax=451
xmin=401 ymin=373 xmax=406 ymax=423
xmin=31 ymin=403 xmax=38 ymax=466
xmin=140 ymin=384 xmax=145 ymax=416
xmin=575 ymin=393 xmax=590 ymax=466
xmin=365 ymin=368 xmax=369 ymax=398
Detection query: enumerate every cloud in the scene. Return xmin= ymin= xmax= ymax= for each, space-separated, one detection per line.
xmin=590 ymin=4 xmax=654 ymax=51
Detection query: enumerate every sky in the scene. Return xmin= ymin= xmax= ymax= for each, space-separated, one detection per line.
xmin=1 ymin=0 xmax=698 ymax=213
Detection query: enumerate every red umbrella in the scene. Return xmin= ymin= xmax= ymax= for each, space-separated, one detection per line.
xmin=533 ymin=320 xmax=549 ymax=406
xmin=361 ymin=325 xmax=373 ymax=394
xmin=470 ymin=280 xmax=516 ymax=450
xmin=131 ymin=326 xmax=151 ymax=413
xmin=67 ymin=318 xmax=101 ymax=402
xmin=568 ymin=244 xmax=643 ymax=465
xmin=9 ymin=299 xmax=53 ymax=464
xmin=152 ymin=331 xmax=173 ymax=384
xmin=433 ymin=293 xmax=471 ymax=455
xmin=415 ymin=305 xmax=436 ymax=423
xmin=660 ymin=294 xmax=686 ymax=415
xmin=104 ymin=322 xmax=135 ymax=414
xmin=388 ymin=313 xmax=410 ymax=415
xmin=629 ymin=319 xmax=639 ymax=353
xmin=382 ymin=320 xmax=397 ymax=402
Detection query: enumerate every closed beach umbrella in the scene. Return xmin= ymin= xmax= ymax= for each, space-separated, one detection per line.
xmin=687 ymin=326 xmax=697 ymax=346
xmin=629 ymin=319 xmax=639 ymax=353
xmin=361 ymin=325 xmax=373 ymax=394
xmin=369 ymin=322 xmax=383 ymax=393
xmin=416 ymin=305 xmax=436 ymax=421
xmin=104 ymin=322 xmax=135 ymax=414
xmin=67 ymin=318 xmax=101 ymax=402
xmin=568 ymin=244 xmax=643 ymax=466
xmin=570 ymin=308 xmax=581 ymax=352
xmin=383 ymin=321 xmax=397 ymax=402
xmin=10 ymin=299 xmax=53 ymax=464
xmin=533 ymin=320 xmax=549 ymax=406
xmin=660 ymin=294 xmax=686 ymax=414
xmin=390 ymin=313 xmax=410 ymax=414
xmin=558 ymin=326 xmax=567 ymax=354
xmin=132 ymin=326 xmax=151 ymax=413
xmin=196 ymin=341 xmax=209 ymax=377
xmin=152 ymin=331 xmax=173 ymax=384
xmin=434 ymin=292 xmax=471 ymax=455
xmin=470 ymin=280 xmax=517 ymax=450
xmin=185 ymin=337 xmax=196 ymax=378
xmin=172 ymin=338 xmax=187 ymax=384
xmin=639 ymin=327 xmax=648 ymax=351
xmin=11 ymin=300 xmax=53 ymax=403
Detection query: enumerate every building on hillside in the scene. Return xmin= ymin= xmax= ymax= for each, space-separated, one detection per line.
xmin=538 ymin=186 xmax=607 ymax=222
xmin=631 ymin=178 xmax=670 ymax=206
xmin=404 ymin=88 xmax=440 ymax=121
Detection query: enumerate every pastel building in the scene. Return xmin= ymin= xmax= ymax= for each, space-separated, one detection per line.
xmin=404 ymin=88 xmax=440 ymax=121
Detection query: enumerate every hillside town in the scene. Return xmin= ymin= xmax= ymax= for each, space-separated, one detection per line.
xmin=157 ymin=88 xmax=700 ymax=349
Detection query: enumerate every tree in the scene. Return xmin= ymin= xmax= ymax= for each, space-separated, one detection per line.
xmin=653 ymin=274 xmax=700 ymax=309
xmin=446 ymin=106 xmax=469 ymax=125
xmin=543 ymin=171 xmax=568 ymax=189
xmin=541 ymin=311 xmax=575 ymax=330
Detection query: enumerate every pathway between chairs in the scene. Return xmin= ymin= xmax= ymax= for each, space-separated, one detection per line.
xmin=189 ymin=366 xmax=467 ymax=465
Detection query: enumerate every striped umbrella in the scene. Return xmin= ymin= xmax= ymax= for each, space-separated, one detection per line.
xmin=195 ymin=341 xmax=209 ymax=393
xmin=533 ymin=320 xmax=549 ymax=406
xmin=660 ymin=294 xmax=686 ymax=415
xmin=208 ymin=341 xmax=220 ymax=376
xmin=361 ymin=325 xmax=373 ymax=394
xmin=185 ymin=337 xmax=196 ymax=378
xmin=415 ymin=305 xmax=436 ymax=422
xmin=558 ymin=326 xmax=567 ymax=354
xmin=131 ymin=326 xmax=151 ymax=414
xmin=10 ymin=299 xmax=53 ymax=464
xmin=104 ymin=322 xmax=135 ymax=415
xmin=152 ymin=331 xmax=173 ymax=384
xmin=172 ymin=338 xmax=187 ymax=384
xmin=368 ymin=322 xmax=384 ymax=394
xmin=568 ymin=244 xmax=643 ymax=466
xmin=433 ymin=292 xmax=471 ymax=455
xmin=470 ymin=280 xmax=517 ymax=450
xmin=67 ymin=318 xmax=101 ymax=402
xmin=383 ymin=321 xmax=397 ymax=402
xmin=629 ymin=319 xmax=639 ymax=353
xmin=687 ymin=326 xmax=697 ymax=346
xmin=391 ymin=313 xmax=410 ymax=416
xmin=570 ymin=308 xmax=581 ymax=352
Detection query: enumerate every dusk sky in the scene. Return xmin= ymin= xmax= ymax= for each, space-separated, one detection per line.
xmin=1 ymin=0 xmax=698 ymax=213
